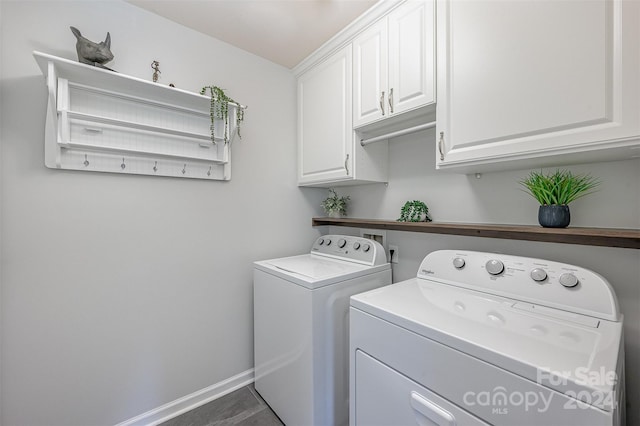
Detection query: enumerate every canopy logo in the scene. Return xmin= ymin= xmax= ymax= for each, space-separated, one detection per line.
xmin=462 ymin=387 xmax=553 ymax=413
xmin=462 ymin=367 xmax=619 ymax=415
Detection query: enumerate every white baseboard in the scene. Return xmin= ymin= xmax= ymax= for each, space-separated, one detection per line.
xmin=115 ymin=368 xmax=255 ymax=426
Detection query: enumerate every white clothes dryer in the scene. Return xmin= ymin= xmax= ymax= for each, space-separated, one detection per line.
xmin=254 ymin=235 xmax=391 ymax=426
xmin=350 ymin=250 xmax=625 ymax=426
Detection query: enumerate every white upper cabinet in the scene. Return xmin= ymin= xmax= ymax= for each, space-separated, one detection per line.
xmin=387 ymin=0 xmax=435 ymax=117
xmin=295 ymin=2 xmax=409 ymax=187
xmin=354 ymin=0 xmax=435 ymax=129
xmin=297 ymin=45 xmax=389 ymax=187
xmin=436 ymin=0 xmax=640 ymax=173
xmin=298 ymin=45 xmax=354 ymax=185
xmin=353 ymin=20 xmax=388 ymax=128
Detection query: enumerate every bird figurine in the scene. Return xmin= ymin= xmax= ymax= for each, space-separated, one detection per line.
xmin=70 ymin=26 xmax=114 ymax=70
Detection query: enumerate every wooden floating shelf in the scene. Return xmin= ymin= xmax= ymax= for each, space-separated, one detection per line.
xmin=312 ymin=217 xmax=640 ymax=249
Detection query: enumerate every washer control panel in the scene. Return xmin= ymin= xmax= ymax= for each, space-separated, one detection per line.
xmin=311 ymin=235 xmax=386 ymax=266
xmin=417 ymin=250 xmax=620 ymax=322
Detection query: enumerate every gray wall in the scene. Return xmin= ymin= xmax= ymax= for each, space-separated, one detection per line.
xmin=333 ymin=129 xmax=640 ymax=424
xmin=0 ymin=1 xmax=323 ymax=425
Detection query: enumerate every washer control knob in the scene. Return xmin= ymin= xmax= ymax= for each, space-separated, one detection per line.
xmin=338 ymin=238 xmax=347 ymax=248
xmin=559 ymin=273 xmax=579 ymax=288
xmin=353 ymin=242 xmax=361 ymax=250
xmin=530 ymin=268 xmax=547 ymax=282
xmin=452 ymin=257 xmax=466 ymax=269
xmin=318 ymin=238 xmax=325 ymax=245
xmin=325 ymin=239 xmax=332 ymax=246
xmin=485 ymin=259 xmax=504 ymax=275
xmin=362 ymin=243 xmax=371 ymax=253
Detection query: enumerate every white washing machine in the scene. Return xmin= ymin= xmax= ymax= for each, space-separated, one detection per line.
xmin=254 ymin=235 xmax=392 ymax=426
xmin=350 ymin=250 xmax=625 ymax=426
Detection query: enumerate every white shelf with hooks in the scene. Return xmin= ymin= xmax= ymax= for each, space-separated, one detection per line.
xmin=34 ymin=51 xmax=245 ymax=180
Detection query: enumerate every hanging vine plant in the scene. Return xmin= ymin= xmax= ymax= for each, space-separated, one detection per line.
xmin=200 ymin=85 xmax=245 ymax=144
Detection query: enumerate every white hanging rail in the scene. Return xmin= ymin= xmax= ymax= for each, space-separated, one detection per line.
xmin=33 ymin=51 xmax=245 ymax=181
xmin=66 ymin=111 xmax=215 ymax=142
xmin=360 ymin=121 xmax=437 ymax=146
xmin=60 ymin=142 xmax=228 ymax=164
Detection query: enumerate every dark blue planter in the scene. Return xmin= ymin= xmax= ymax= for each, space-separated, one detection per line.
xmin=538 ymin=204 xmax=571 ymax=228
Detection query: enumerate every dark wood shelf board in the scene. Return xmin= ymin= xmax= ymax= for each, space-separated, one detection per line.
xmin=312 ymin=217 xmax=640 ymax=249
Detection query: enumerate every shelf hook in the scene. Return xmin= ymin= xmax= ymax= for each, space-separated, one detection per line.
xmin=182 ymin=163 xmax=187 ymax=175
xmin=83 ymin=154 xmax=89 ymax=167
xmin=153 ymin=161 xmax=158 ymax=172
xmin=121 ymin=157 xmax=126 ymax=170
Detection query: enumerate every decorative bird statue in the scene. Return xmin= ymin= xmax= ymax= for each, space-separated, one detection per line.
xmin=70 ymin=26 xmax=114 ymax=70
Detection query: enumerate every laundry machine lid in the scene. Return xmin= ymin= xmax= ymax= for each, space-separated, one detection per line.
xmin=267 ymin=255 xmax=369 ymax=279
xmin=351 ymin=278 xmax=623 ymax=408
xmin=255 ymin=254 xmax=389 ymax=289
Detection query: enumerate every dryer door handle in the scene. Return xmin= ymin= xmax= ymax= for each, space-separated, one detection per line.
xmin=410 ymin=391 xmax=456 ymax=426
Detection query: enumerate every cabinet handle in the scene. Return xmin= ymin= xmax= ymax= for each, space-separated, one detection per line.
xmin=388 ymin=88 xmax=394 ymax=114
xmin=380 ymin=91 xmax=385 ymax=116
xmin=344 ymin=154 xmax=350 ymax=175
xmin=438 ymin=131 xmax=445 ymax=161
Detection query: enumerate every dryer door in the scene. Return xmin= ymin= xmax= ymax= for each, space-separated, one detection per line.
xmin=354 ymin=350 xmax=488 ymax=426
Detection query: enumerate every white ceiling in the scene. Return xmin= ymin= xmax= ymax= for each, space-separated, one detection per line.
xmin=127 ymin=0 xmax=378 ymax=69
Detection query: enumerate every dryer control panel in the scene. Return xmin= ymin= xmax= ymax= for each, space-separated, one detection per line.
xmin=417 ymin=250 xmax=620 ymax=322
xmin=312 ymin=235 xmax=387 ymax=266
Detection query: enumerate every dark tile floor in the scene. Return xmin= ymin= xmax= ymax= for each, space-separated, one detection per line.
xmin=161 ymin=384 xmax=283 ymax=426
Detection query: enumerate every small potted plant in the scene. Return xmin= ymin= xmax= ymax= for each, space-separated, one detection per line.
xmin=397 ymin=200 xmax=432 ymax=222
xmin=519 ymin=169 xmax=600 ymax=228
xmin=322 ymin=189 xmax=350 ymax=218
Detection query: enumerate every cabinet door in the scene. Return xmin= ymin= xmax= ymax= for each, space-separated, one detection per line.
xmin=436 ymin=0 xmax=640 ymax=172
xmin=298 ymin=45 xmax=353 ymax=185
xmin=353 ymin=20 xmax=388 ymax=128
xmin=388 ymin=0 xmax=435 ymax=116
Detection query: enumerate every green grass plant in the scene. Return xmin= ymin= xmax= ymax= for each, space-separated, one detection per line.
xmin=519 ymin=169 xmax=600 ymax=205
